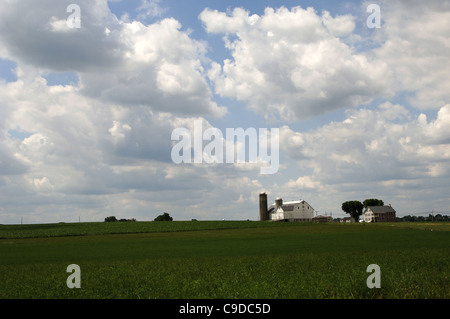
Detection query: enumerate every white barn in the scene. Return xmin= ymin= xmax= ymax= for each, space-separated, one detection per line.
xmin=268 ymin=197 xmax=315 ymax=222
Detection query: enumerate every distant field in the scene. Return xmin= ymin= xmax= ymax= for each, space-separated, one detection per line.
xmin=0 ymin=221 xmax=448 ymax=299
xmin=0 ymin=220 xmax=294 ymax=239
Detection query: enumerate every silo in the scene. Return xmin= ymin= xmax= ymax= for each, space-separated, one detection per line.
xmin=259 ymin=192 xmax=268 ymax=221
xmin=275 ymin=197 xmax=283 ymax=209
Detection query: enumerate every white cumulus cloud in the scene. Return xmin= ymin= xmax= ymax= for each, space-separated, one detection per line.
xmin=200 ymin=6 xmax=393 ymax=121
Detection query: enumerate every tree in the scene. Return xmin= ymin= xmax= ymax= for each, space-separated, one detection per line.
xmin=341 ymin=201 xmax=364 ymax=222
xmin=104 ymin=216 xmax=117 ymax=222
xmin=363 ymin=198 xmax=384 ymax=208
xmin=154 ymin=212 xmax=173 ymax=221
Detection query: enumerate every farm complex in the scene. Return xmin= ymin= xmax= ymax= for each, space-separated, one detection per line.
xmin=259 ymin=192 xmax=315 ymax=222
xmin=259 ymin=192 xmax=398 ymax=223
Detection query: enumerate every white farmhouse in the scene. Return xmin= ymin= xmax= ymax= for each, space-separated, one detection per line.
xmin=364 ymin=205 xmax=396 ymax=223
xmin=268 ymin=197 xmax=315 ymax=222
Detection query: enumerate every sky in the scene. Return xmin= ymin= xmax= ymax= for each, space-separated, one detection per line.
xmin=0 ymin=0 xmax=449 ymax=224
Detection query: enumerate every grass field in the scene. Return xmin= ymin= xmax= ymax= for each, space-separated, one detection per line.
xmin=0 ymin=221 xmax=448 ymax=299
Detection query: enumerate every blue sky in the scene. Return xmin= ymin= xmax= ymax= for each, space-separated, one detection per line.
xmin=0 ymin=0 xmax=449 ymax=224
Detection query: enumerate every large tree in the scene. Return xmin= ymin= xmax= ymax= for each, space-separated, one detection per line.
xmin=341 ymin=201 xmax=364 ymax=222
xmin=154 ymin=212 xmax=173 ymax=221
xmin=363 ymin=198 xmax=384 ymax=208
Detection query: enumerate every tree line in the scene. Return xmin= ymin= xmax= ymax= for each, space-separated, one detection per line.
xmin=104 ymin=216 xmax=136 ymax=222
xmin=104 ymin=212 xmax=173 ymax=222
xmin=396 ymin=214 xmax=449 ymax=222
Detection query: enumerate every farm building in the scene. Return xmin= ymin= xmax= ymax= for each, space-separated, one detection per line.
xmin=312 ymin=215 xmax=333 ymax=223
xmin=364 ymin=205 xmax=396 ymax=222
xmin=259 ymin=192 xmax=315 ymax=222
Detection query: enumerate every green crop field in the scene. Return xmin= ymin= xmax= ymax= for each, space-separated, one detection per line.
xmin=0 ymin=221 xmax=448 ymax=299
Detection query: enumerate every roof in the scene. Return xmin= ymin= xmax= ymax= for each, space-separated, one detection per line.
xmin=268 ymin=203 xmax=295 ymax=212
xmin=281 ymin=204 xmax=295 ymax=211
xmin=268 ymin=199 xmax=313 ymax=214
xmin=283 ymin=200 xmax=304 ymax=205
xmin=366 ymin=206 xmax=396 ymax=213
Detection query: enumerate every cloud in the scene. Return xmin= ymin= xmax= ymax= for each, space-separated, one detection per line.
xmin=0 ymin=66 xmax=255 ymax=223
xmin=374 ymin=0 xmax=450 ymax=109
xmin=286 ymin=176 xmax=323 ymax=190
xmin=0 ymin=0 xmax=120 ymax=71
xmin=279 ymin=103 xmax=450 ymax=209
xmin=137 ymin=0 xmax=168 ymax=20
xmin=0 ymin=0 xmax=226 ymax=117
xmin=79 ymin=18 xmax=226 ymax=117
xmin=200 ymin=6 xmax=393 ymax=121
xmin=321 ymin=10 xmax=356 ymax=37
